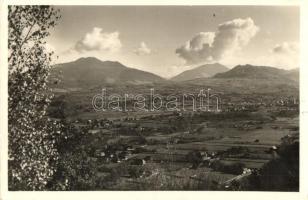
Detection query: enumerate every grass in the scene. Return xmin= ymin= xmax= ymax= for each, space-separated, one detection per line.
xmin=112 ymin=166 xmax=233 ymax=190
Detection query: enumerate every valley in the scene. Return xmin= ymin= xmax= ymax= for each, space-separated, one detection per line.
xmin=47 ymin=59 xmax=299 ymax=190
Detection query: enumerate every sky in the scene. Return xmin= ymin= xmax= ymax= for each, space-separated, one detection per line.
xmin=47 ymin=6 xmax=299 ymax=78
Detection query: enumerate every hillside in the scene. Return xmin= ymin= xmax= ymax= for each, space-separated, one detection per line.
xmin=214 ymin=64 xmax=298 ymax=82
xmin=180 ymin=65 xmax=299 ymax=94
xmin=50 ymin=57 xmax=165 ymax=89
xmin=286 ymin=68 xmax=299 ymax=82
xmin=171 ymin=63 xmax=229 ymax=81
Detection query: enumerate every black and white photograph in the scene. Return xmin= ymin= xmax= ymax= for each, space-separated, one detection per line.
xmin=1 ymin=1 xmax=307 ymax=199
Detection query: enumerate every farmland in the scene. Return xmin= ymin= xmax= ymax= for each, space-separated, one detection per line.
xmin=48 ymin=83 xmax=299 ymax=190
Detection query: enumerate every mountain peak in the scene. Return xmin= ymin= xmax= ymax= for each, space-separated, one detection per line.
xmin=76 ymin=57 xmax=101 ymax=62
xmin=171 ymin=63 xmax=228 ymax=82
xmin=74 ymin=57 xmax=127 ymax=68
xmin=214 ymin=64 xmax=290 ymax=80
xmin=51 ymin=57 xmax=165 ymax=88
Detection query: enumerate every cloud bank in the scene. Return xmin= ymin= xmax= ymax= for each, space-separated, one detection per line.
xmin=176 ymin=18 xmax=259 ymax=65
xmin=74 ymin=27 xmax=122 ymax=53
xmin=268 ymin=42 xmax=299 ymax=68
xmin=222 ymin=41 xmax=299 ymax=69
xmin=134 ymin=42 xmax=152 ymax=55
xmin=272 ymin=42 xmax=299 ymax=55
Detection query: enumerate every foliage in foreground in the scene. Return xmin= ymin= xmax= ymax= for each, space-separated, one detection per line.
xmin=8 ymin=5 xmax=61 ymax=190
xmin=230 ymin=137 xmax=299 ymax=191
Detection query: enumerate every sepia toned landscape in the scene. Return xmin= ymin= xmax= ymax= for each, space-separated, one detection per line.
xmin=7 ymin=6 xmax=299 ymax=191
xmin=46 ymin=57 xmax=299 ymax=190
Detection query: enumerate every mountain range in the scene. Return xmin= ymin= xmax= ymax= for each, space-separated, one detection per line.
xmin=50 ymin=57 xmax=298 ymax=90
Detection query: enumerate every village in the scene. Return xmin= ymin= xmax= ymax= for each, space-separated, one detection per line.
xmin=55 ymin=94 xmax=299 ymax=190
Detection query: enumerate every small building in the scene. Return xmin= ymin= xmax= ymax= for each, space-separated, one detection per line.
xmin=242 ymin=168 xmax=252 ymax=174
xmin=88 ymin=129 xmax=101 ymax=134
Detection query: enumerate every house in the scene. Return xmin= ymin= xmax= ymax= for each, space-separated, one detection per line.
xmin=269 ymin=146 xmax=279 ymax=159
xmin=201 ymin=151 xmax=210 ymax=161
xmin=94 ymin=149 xmax=105 ymax=157
xmin=242 ymin=168 xmax=252 ymax=174
xmin=88 ymin=129 xmax=101 ymax=134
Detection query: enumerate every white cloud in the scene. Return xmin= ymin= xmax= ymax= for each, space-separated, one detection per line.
xmin=134 ymin=42 xmax=152 ymax=55
xmin=272 ymin=42 xmax=299 ymax=55
xmin=74 ymin=27 xmax=122 ymax=53
xmin=263 ymin=42 xmax=299 ymax=68
xmin=176 ymin=18 xmax=259 ymax=65
xmin=221 ymin=42 xmax=299 ymax=69
xmin=175 ymin=32 xmax=215 ymax=64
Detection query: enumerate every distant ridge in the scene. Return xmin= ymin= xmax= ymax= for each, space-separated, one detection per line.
xmin=179 ymin=64 xmax=299 ymax=94
xmin=214 ymin=64 xmax=298 ymax=82
xmin=171 ymin=63 xmax=229 ymax=81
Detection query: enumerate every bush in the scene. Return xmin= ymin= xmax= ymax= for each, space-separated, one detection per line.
xmin=236 ymin=140 xmax=299 ymax=191
xmin=211 ymin=160 xmax=245 ymax=175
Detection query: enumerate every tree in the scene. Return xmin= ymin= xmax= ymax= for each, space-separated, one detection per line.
xmin=257 ymin=141 xmax=299 ymax=191
xmin=46 ymin=124 xmax=100 ymax=190
xmin=236 ymin=139 xmax=299 ymax=191
xmin=8 ymin=6 xmax=61 ymax=190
